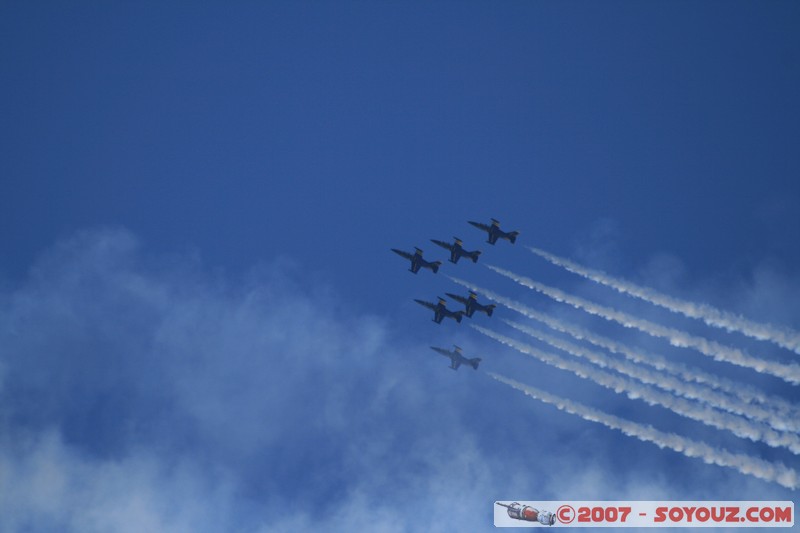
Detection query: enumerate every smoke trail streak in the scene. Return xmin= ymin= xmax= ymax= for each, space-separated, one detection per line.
xmin=475 ymin=326 xmax=800 ymax=454
xmin=486 ymin=265 xmax=800 ymax=385
xmin=505 ymin=319 xmax=800 ymax=433
xmin=447 ymin=275 xmax=800 ymax=418
xmin=488 ymin=372 xmax=799 ymax=490
xmin=529 ymin=246 xmax=800 ymax=354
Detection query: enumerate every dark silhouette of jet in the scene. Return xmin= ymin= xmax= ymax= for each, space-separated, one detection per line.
xmin=430 ymin=345 xmax=481 ymax=370
xmin=468 ymin=218 xmax=519 ymax=245
xmin=430 ymin=237 xmax=481 ymax=264
xmin=414 ymin=297 xmax=464 ymax=324
xmin=391 ymin=247 xmax=442 ymax=274
xmin=445 ymin=291 xmax=496 ymax=318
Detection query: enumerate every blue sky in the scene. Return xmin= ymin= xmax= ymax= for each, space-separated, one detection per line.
xmin=1 ymin=2 xmax=799 ymax=531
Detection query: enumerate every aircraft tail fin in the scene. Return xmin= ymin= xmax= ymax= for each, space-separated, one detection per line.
xmin=432 ymin=261 xmax=442 ymax=273
xmin=455 ymin=312 xmax=463 ymax=323
xmin=471 ymin=250 xmax=481 ymax=263
xmin=486 ymin=304 xmax=496 ymax=317
xmin=508 ymin=231 xmax=519 ymax=244
xmin=470 ymin=357 xmax=481 ymax=370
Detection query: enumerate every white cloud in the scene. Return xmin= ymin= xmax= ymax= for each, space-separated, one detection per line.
xmin=0 ymin=228 xmax=795 ymax=531
xmin=0 ymin=430 xmax=236 ymax=532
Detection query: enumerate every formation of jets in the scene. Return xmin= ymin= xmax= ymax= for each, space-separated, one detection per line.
xmin=392 ymin=219 xmax=518 ymax=274
xmin=391 ymin=218 xmax=519 ymax=371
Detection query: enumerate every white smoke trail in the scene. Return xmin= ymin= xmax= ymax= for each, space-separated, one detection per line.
xmin=488 ymin=372 xmax=799 ymax=490
xmin=529 ymin=246 xmax=800 ymax=355
xmin=505 ymin=319 xmax=800 ymax=433
xmin=475 ymin=326 xmax=800 ymax=454
xmin=487 ymin=265 xmax=800 ymax=385
xmin=447 ymin=275 xmax=800 ymax=418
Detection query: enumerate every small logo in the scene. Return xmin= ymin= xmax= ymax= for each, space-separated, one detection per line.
xmin=496 ymin=502 xmax=556 ymax=526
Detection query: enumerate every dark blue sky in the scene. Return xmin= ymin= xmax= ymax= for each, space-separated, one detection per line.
xmin=1 ymin=2 xmax=799 ymax=530
xmin=3 ymin=2 xmax=799 ymax=293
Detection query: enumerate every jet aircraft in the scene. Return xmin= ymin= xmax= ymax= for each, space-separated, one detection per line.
xmin=430 ymin=237 xmax=481 ymax=264
xmin=445 ymin=291 xmax=496 ymax=318
xmin=391 ymin=247 xmax=442 ymax=274
xmin=468 ymin=218 xmax=520 ymax=245
xmin=430 ymin=345 xmax=481 ymax=370
xmin=414 ymin=297 xmax=464 ymax=324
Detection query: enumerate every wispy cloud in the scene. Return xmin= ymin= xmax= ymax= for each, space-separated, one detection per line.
xmin=529 ymin=246 xmax=800 ymax=354
xmin=487 ymin=265 xmax=800 ymax=384
xmin=475 ymin=326 xmax=800 ymax=454
xmin=1 ymin=229 xmax=794 ymax=531
xmin=0 ymin=229 xmax=514 ymax=531
xmin=505 ymin=319 xmax=800 ymax=433
xmin=0 ymin=430 xmax=238 ymax=533
xmin=488 ymin=373 xmax=800 ymax=490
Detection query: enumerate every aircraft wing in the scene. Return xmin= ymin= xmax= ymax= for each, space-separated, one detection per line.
xmin=444 ymin=292 xmax=470 ymax=305
xmin=415 ymin=299 xmax=437 ymax=311
xmin=391 ymin=248 xmax=414 ymax=260
xmin=468 ymin=221 xmax=492 ymax=232
xmin=451 ymin=359 xmax=461 ymax=370
xmin=430 ymin=239 xmax=454 ymax=251
xmin=430 ymin=346 xmax=453 ymax=357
